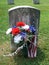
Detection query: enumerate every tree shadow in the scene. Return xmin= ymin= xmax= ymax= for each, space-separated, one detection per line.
xmin=13 ymin=47 xmax=45 ymax=65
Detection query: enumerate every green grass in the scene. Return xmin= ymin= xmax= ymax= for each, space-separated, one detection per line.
xmin=0 ymin=0 xmax=49 ymax=65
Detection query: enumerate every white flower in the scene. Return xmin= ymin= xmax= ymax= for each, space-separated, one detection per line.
xmin=22 ymin=25 xmax=29 ymax=30
xmin=6 ymin=28 xmax=12 ymax=35
xmin=14 ymin=34 xmax=22 ymax=44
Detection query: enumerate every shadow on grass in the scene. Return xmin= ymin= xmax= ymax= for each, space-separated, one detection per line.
xmin=13 ymin=47 xmax=45 ymax=65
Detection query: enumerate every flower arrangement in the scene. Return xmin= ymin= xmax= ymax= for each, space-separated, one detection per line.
xmin=5 ymin=21 xmax=37 ymax=58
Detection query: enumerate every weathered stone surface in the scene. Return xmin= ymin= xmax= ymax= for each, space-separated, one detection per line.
xmin=8 ymin=6 xmax=40 ymax=56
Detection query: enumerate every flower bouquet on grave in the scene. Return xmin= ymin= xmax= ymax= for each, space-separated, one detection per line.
xmin=4 ymin=21 xmax=37 ymax=58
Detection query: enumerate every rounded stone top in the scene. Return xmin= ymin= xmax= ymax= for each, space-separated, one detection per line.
xmin=8 ymin=6 xmax=39 ymax=12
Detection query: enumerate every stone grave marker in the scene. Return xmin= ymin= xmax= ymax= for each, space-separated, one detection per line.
xmin=8 ymin=6 xmax=40 ymax=58
xmin=8 ymin=0 xmax=14 ymax=4
xmin=33 ymin=0 xmax=40 ymax=4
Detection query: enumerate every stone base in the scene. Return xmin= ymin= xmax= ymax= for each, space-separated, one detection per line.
xmin=33 ymin=0 xmax=40 ymax=4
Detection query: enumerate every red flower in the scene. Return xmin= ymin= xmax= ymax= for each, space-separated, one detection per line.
xmin=12 ymin=28 xmax=21 ymax=35
xmin=16 ymin=21 xmax=26 ymax=27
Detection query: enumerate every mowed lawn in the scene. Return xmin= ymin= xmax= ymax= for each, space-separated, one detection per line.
xmin=0 ymin=0 xmax=49 ymax=65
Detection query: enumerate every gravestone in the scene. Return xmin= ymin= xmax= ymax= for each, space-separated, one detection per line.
xmin=8 ymin=6 xmax=40 ymax=58
xmin=8 ymin=0 xmax=14 ymax=4
xmin=33 ymin=0 xmax=40 ymax=4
